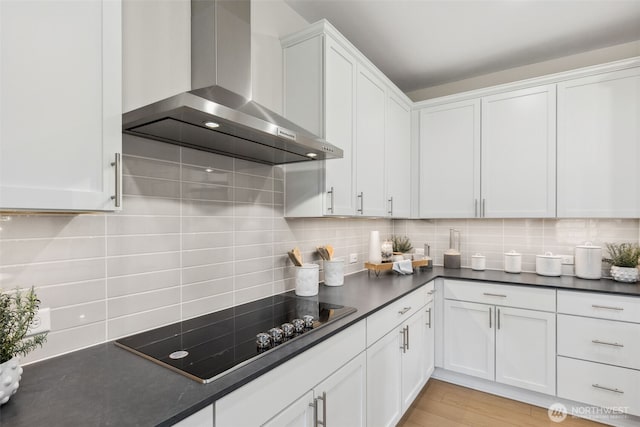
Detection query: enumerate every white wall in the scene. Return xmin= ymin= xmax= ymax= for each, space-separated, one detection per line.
xmin=407 ymin=40 xmax=640 ymax=101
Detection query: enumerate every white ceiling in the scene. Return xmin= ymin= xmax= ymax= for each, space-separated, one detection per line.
xmin=284 ymin=0 xmax=640 ymax=93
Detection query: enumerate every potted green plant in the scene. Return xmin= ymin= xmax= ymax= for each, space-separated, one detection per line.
xmin=603 ymin=243 xmax=640 ymax=283
xmin=391 ymin=235 xmax=413 ymax=260
xmin=0 ymin=287 xmax=48 ymax=405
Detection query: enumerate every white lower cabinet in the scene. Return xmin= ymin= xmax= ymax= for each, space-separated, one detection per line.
xmin=366 ymin=287 xmax=429 ymax=427
xmin=215 ymin=321 xmax=366 ymax=426
xmin=443 ymin=280 xmax=556 ymax=396
xmin=264 ymin=353 xmax=366 ymax=427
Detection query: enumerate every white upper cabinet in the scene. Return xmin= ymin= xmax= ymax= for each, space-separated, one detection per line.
xmin=557 ymin=67 xmax=640 ymax=218
xmin=419 ymin=100 xmax=481 ymax=218
xmin=356 ymin=64 xmax=387 ymax=216
xmin=282 ymin=21 xmax=413 ymax=218
xmin=0 ymin=0 xmax=122 ymax=212
xmin=386 ymin=94 xmax=412 ymax=218
xmin=481 ymin=85 xmax=556 ymax=218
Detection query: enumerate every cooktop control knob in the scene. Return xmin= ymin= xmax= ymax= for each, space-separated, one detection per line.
xmin=268 ymin=327 xmax=284 ymax=344
xmin=303 ymin=315 xmax=315 ymax=329
xmin=291 ymin=318 xmax=305 ymax=333
xmin=281 ymin=323 xmax=294 ymax=338
xmin=256 ymin=332 xmax=271 ymax=349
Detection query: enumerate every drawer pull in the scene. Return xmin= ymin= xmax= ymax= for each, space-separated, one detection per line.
xmin=427 ymin=290 xmax=435 ymax=295
xmin=398 ymin=307 xmax=411 ymax=315
xmin=489 ymin=307 xmax=492 ymax=329
xmin=592 ymin=304 xmax=624 ymax=311
xmin=592 ymin=384 xmax=624 ymax=394
xmin=592 ymin=339 xmax=624 ymax=348
xmin=483 ymin=293 xmax=507 ymax=298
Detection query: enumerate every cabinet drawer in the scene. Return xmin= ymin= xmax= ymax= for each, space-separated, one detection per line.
xmin=444 ymin=280 xmax=555 ymax=312
xmin=557 ymin=357 xmax=640 ymax=417
xmin=367 ymin=287 xmax=426 ymax=346
xmin=558 ymin=314 xmax=640 ymax=370
xmin=558 ymin=290 xmax=640 ymax=323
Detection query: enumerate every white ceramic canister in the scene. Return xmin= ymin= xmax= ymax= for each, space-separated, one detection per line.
xmin=575 ymin=242 xmax=602 ymax=279
xmin=504 ymin=250 xmax=522 ymax=273
xmin=323 ymin=259 xmax=344 ymax=287
xmin=295 ymin=264 xmax=320 ymax=296
xmin=536 ymin=252 xmax=562 ymax=277
xmin=471 ymin=253 xmax=486 ymax=271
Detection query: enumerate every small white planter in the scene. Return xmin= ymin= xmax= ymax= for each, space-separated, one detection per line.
xmin=0 ymin=357 xmax=23 ymax=405
xmin=610 ymin=265 xmax=639 ymax=283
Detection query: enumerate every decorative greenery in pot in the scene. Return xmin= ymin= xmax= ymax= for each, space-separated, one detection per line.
xmin=0 ymin=287 xmax=48 ymax=405
xmin=391 ymin=235 xmax=413 ymax=259
xmin=603 ymin=242 xmax=640 ymax=283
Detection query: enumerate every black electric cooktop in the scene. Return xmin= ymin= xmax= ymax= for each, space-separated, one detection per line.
xmin=115 ymin=294 xmax=356 ymax=383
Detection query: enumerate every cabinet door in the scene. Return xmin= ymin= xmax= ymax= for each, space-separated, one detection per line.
xmin=557 ymin=68 xmax=640 ymax=217
xmin=367 ymin=327 xmax=403 ymax=427
xmin=324 ymin=36 xmax=357 ymax=216
xmin=443 ymin=300 xmax=495 ymax=380
xmin=424 ymin=301 xmax=435 ymax=378
xmin=0 ymin=0 xmax=121 ymax=211
xmin=385 ymin=93 xmax=411 ymax=218
xmin=481 ymin=85 xmax=556 ymax=217
xmin=262 ymin=391 xmax=314 ymax=427
xmin=495 ymin=306 xmax=556 ymax=395
xmin=356 ymin=64 xmax=387 ymax=217
xmin=315 ymin=352 xmax=366 ymax=427
xmin=419 ymin=100 xmax=481 ymax=218
xmin=401 ymin=309 xmax=427 ymax=412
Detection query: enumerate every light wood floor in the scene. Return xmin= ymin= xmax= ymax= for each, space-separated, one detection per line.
xmin=398 ymin=379 xmax=604 ymax=427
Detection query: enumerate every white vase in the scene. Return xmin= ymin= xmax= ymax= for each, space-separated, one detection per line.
xmin=0 ymin=357 xmax=22 ymax=405
xmin=610 ymin=265 xmax=639 ymax=283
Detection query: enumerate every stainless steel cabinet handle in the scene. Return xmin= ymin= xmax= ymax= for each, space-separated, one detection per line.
xmin=398 ymin=307 xmax=411 ymax=315
xmin=327 ymin=187 xmax=334 ymax=214
xmin=309 ymin=397 xmax=319 ymax=426
xmin=388 ymin=197 xmax=393 ymax=216
xmin=592 ymin=384 xmax=624 ymax=394
xmin=474 ymin=199 xmax=478 ymax=218
xmin=400 ymin=327 xmax=406 ymax=353
xmin=497 ymin=308 xmax=501 ymax=330
xmin=427 ymin=289 xmax=435 ymax=295
xmin=317 ymin=392 xmax=326 ymax=426
xmin=592 ymin=339 xmax=624 ymax=348
xmin=482 ymin=198 xmax=486 ymax=217
xmin=110 ymin=153 xmax=122 ymax=208
xmin=483 ymin=293 xmax=507 ymax=298
xmin=426 ymin=308 xmax=432 ymax=328
xmin=406 ymin=324 xmax=410 ymax=351
xmin=489 ymin=307 xmax=492 ymax=329
xmin=357 ymin=192 xmax=364 ymax=214
xmin=592 ymin=304 xmax=624 ymax=311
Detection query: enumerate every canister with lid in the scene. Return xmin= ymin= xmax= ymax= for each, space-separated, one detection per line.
xmin=575 ymin=242 xmax=602 ymax=279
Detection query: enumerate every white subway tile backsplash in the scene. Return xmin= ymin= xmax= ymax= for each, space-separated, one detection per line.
xmin=107 ymin=287 xmax=180 ymax=319
xmin=8 ymin=134 xmax=639 ymax=366
xmin=107 ymin=270 xmax=181 ymax=298
xmin=0 ymin=237 xmax=105 ymax=266
xmin=107 ymin=305 xmax=181 ymax=340
xmin=51 ymin=301 xmax=106 ymax=330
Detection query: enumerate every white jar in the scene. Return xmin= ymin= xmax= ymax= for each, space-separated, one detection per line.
xmin=323 ymin=259 xmax=344 ymax=287
xmin=536 ymin=252 xmax=562 ymax=276
xmin=504 ymin=250 xmax=522 ymax=273
xmin=575 ymin=242 xmax=602 ymax=279
xmin=471 ymin=253 xmax=486 ymax=271
xmin=295 ymin=264 xmax=319 ymax=296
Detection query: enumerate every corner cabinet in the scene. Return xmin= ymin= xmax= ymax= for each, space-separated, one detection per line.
xmin=0 ymin=0 xmax=122 ymax=212
xmin=282 ymin=21 xmax=412 ymax=218
xmin=443 ymin=280 xmax=556 ymax=396
xmin=557 ymin=67 xmax=640 ymax=217
xmin=418 ymin=85 xmax=556 ymax=218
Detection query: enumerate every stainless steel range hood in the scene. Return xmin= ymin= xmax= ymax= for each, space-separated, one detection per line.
xmin=123 ymin=0 xmax=342 ymax=165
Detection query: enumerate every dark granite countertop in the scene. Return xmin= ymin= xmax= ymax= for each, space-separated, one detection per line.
xmin=1 ymin=268 xmax=638 ymax=426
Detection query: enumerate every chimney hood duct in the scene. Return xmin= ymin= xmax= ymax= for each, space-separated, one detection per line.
xmin=122 ymin=0 xmax=342 ymax=165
